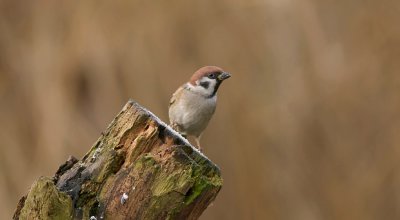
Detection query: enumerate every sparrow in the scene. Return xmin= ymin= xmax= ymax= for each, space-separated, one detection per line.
xmin=168 ymin=66 xmax=231 ymax=151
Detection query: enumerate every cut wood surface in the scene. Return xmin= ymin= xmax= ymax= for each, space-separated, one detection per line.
xmin=13 ymin=100 xmax=223 ymax=220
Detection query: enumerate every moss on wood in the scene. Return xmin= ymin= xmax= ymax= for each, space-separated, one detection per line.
xmin=18 ymin=177 xmax=73 ymax=220
xmin=14 ymin=100 xmax=222 ymax=220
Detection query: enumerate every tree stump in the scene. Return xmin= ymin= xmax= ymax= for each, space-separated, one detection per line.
xmin=13 ymin=100 xmax=223 ymax=220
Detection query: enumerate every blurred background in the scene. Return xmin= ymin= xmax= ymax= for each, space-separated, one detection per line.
xmin=1 ymin=0 xmax=400 ymax=219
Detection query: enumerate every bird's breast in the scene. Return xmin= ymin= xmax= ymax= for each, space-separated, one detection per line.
xmin=169 ymin=90 xmax=217 ymax=136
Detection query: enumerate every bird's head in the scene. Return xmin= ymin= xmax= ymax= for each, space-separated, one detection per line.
xmin=188 ymin=66 xmax=231 ymax=98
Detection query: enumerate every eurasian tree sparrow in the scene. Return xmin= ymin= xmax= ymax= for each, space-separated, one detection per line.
xmin=168 ymin=66 xmax=231 ymax=151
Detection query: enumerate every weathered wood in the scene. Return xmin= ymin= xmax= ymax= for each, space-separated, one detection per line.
xmin=14 ymin=100 xmax=223 ymax=220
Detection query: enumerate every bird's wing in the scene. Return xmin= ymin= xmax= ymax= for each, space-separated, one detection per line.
xmin=169 ymin=86 xmax=184 ymax=107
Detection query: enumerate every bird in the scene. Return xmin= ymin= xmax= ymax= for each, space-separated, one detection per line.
xmin=168 ymin=66 xmax=231 ymax=151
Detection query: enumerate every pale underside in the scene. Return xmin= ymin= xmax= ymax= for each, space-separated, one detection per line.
xmin=169 ymin=84 xmax=217 ymax=138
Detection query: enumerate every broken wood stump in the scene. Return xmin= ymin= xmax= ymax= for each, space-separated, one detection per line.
xmin=13 ymin=100 xmax=223 ymax=220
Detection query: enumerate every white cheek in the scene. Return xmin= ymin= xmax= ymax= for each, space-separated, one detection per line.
xmin=194 ymin=78 xmax=216 ymax=96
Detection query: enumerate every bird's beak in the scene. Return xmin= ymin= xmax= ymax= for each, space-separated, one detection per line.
xmin=218 ymin=72 xmax=231 ymax=81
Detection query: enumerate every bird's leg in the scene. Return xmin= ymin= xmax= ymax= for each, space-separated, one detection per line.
xmin=194 ymin=136 xmax=202 ymax=152
xmin=170 ymin=122 xmax=187 ymax=139
xmin=170 ymin=122 xmax=179 ymax=132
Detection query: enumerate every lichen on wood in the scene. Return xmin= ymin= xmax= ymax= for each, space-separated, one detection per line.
xmin=16 ymin=176 xmax=73 ymax=220
xmin=14 ymin=100 xmax=223 ymax=220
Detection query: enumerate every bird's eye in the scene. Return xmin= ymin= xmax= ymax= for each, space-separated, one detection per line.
xmin=208 ymin=73 xmax=217 ymax=79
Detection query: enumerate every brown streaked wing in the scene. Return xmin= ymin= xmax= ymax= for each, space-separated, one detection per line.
xmin=169 ymin=85 xmax=184 ymax=107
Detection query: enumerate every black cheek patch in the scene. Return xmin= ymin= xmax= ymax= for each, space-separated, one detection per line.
xmin=200 ymin=81 xmax=209 ymax=89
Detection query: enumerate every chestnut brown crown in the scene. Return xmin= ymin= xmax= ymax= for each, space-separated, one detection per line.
xmin=189 ymin=66 xmax=229 ymax=85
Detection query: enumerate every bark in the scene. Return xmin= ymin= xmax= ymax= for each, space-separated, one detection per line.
xmin=13 ymin=100 xmax=223 ymax=220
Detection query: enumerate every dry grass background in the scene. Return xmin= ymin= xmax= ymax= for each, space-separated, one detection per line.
xmin=1 ymin=0 xmax=400 ymax=219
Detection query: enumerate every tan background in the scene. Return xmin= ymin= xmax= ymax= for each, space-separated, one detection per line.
xmin=1 ymin=0 xmax=400 ymax=219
